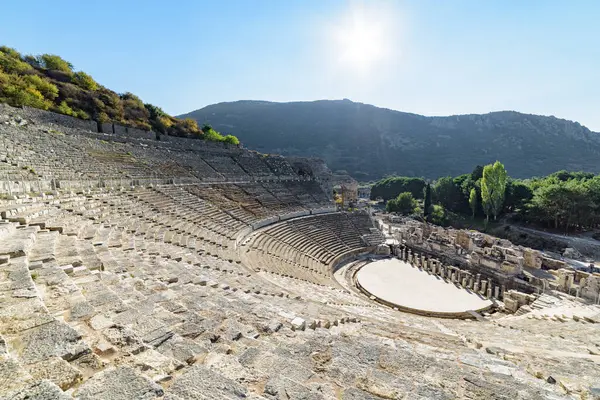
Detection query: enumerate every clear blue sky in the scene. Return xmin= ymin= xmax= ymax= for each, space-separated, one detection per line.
xmin=2 ymin=1 xmax=599 ymax=130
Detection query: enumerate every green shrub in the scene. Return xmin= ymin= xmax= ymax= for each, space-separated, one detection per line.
xmin=386 ymin=192 xmax=418 ymax=214
xmin=430 ymin=204 xmax=449 ymax=226
xmin=223 ymin=134 xmax=240 ymax=145
xmin=145 ymin=103 xmax=166 ymax=119
xmin=0 ymin=52 xmax=33 ymax=74
xmin=37 ymin=54 xmax=73 ymax=73
xmin=120 ymin=92 xmax=144 ymax=108
xmin=1 ymin=81 xmax=52 ymax=109
xmin=202 ymin=126 xmax=224 ymax=141
xmin=72 ymin=71 xmax=98 ymax=91
xmin=75 ymin=109 xmax=90 ymax=119
xmin=181 ymin=118 xmax=200 ymax=134
xmin=0 ymin=45 xmax=241 ymax=145
xmin=97 ymin=111 xmax=110 ymax=123
xmin=0 ymin=46 xmax=21 ymax=59
xmin=55 ymin=100 xmax=75 ymax=116
xmin=23 ymin=75 xmax=59 ymax=100
xmin=23 ymin=55 xmax=40 ymax=68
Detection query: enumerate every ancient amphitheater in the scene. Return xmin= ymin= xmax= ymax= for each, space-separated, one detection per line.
xmin=0 ymin=103 xmax=599 ymax=400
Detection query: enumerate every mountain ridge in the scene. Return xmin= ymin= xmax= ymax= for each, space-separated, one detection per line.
xmin=179 ymin=99 xmax=600 ymax=180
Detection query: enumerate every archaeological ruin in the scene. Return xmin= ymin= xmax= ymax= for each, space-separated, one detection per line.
xmin=0 ymin=103 xmax=599 ymax=399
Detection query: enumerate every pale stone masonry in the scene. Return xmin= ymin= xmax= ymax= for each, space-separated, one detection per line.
xmin=0 ymin=104 xmax=599 ymax=398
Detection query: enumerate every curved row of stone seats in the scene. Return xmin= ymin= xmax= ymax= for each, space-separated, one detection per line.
xmin=166 ymin=151 xmax=224 ymax=181
xmin=233 ymin=152 xmax=275 ymax=177
xmin=261 ymin=155 xmax=297 ymax=178
xmin=0 ymin=123 xmax=154 ymax=181
xmin=440 ymin=296 xmax=600 ymax=393
xmin=1 ymin=189 xmax=598 ymax=398
xmin=261 ymin=182 xmax=305 ymax=211
xmin=242 ymin=213 xmax=380 ymax=286
xmin=183 ymin=185 xmax=263 ymax=227
xmin=282 ymin=181 xmax=322 ymax=208
xmin=4 ymin=107 xmax=597 ymax=397
xmin=0 ymin=138 xmax=40 ymax=181
xmin=237 ymin=182 xmax=288 ymax=212
xmin=0 ymin=197 xmax=388 ymax=398
xmin=284 ymin=180 xmax=331 ymax=205
xmin=1 ymin=107 xmax=324 ymax=187
xmin=203 ymin=155 xmax=250 ymax=180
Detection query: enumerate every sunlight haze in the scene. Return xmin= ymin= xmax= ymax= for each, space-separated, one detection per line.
xmin=2 ymin=0 xmax=598 ymax=130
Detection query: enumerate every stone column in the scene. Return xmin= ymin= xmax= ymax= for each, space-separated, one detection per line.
xmin=494 ymin=286 xmax=500 ymax=299
xmin=468 ymin=276 xmax=474 ymax=290
xmin=480 ymin=280 xmax=487 ymax=295
xmin=462 ymin=276 xmax=467 ymax=288
xmin=407 ymin=249 xmax=412 ymax=263
xmin=487 ymin=285 xmax=493 ymax=299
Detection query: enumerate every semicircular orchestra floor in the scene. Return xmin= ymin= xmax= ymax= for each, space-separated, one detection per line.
xmin=356 ymin=258 xmax=493 ymax=316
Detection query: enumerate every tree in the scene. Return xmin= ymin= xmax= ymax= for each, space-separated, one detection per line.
xmin=423 ymin=182 xmax=432 ymax=218
xmin=471 ymin=165 xmax=484 ymax=181
xmin=481 ymin=161 xmax=508 ymax=221
xmin=469 ymin=188 xmax=478 ymax=219
xmin=0 ymin=51 xmax=33 ymax=74
xmin=528 ymin=179 xmax=595 ymax=231
xmin=145 ymin=103 xmax=166 ymax=120
xmin=0 ymin=46 xmax=21 ymax=59
xmin=504 ymin=180 xmax=533 ymax=212
xmin=37 ymin=54 xmax=73 ymax=73
xmin=72 ymin=71 xmax=98 ymax=91
xmin=433 ymin=176 xmax=465 ymax=212
xmin=386 ymin=192 xmax=418 ymax=214
xmin=371 ymin=176 xmax=426 ymax=201
xmin=430 ymin=204 xmax=448 ymax=226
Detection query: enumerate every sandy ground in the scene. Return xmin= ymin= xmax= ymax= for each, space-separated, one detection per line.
xmin=357 ymin=258 xmax=493 ymax=313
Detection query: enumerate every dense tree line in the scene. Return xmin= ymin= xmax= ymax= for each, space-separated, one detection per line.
xmin=370 ymin=177 xmax=426 ymax=201
xmin=377 ymin=161 xmax=600 ymax=232
xmin=0 ymin=45 xmax=239 ymax=145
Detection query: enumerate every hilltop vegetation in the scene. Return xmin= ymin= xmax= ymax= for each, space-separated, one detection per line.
xmin=376 ymin=163 xmax=600 ymax=233
xmin=0 ymin=46 xmax=238 ymax=144
xmin=181 ymin=100 xmax=600 ymax=179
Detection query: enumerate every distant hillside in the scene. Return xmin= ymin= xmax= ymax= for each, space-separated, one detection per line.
xmin=180 ymin=100 xmax=600 ymax=180
xmin=0 ymin=45 xmax=238 ymax=144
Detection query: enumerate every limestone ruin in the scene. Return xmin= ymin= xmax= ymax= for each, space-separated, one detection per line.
xmin=0 ymin=103 xmax=599 ymax=399
xmin=384 ymin=216 xmax=600 ymax=305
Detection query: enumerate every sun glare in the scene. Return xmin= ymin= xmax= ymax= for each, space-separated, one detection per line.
xmin=330 ymin=3 xmax=395 ymax=74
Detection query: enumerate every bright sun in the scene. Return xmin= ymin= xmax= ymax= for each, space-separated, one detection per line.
xmin=331 ymin=3 xmax=393 ymax=74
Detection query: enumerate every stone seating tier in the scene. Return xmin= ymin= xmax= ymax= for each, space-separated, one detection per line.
xmin=1 ymin=105 xmax=599 ymax=398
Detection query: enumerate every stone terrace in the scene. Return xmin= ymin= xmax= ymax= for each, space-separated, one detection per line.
xmin=0 ymin=106 xmax=599 ymax=399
